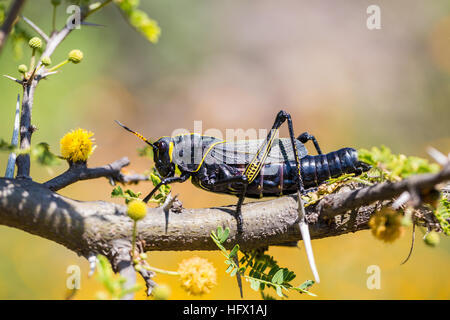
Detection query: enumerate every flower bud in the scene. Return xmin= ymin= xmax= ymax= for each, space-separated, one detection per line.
xmin=29 ymin=37 xmax=43 ymax=49
xmin=127 ymin=200 xmax=147 ymax=221
xmin=68 ymin=49 xmax=83 ymax=64
xmin=41 ymin=56 xmax=52 ymax=66
xmin=18 ymin=64 xmax=28 ymax=74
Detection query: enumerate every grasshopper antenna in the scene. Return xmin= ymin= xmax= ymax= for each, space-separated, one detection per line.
xmin=115 ymin=120 xmax=157 ymax=149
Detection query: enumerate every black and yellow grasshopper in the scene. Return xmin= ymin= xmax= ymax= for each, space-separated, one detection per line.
xmin=116 ymin=110 xmax=370 ymax=283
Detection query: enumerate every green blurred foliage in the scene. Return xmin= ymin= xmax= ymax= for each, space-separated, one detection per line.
xmin=436 ymin=197 xmax=450 ymax=236
xmin=115 ymin=0 xmax=161 ymax=43
xmin=358 ymin=146 xmax=440 ymax=181
xmin=95 ymin=255 xmax=141 ymax=299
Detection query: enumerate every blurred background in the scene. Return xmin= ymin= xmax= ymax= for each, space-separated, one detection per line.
xmin=0 ymin=0 xmax=449 ymax=299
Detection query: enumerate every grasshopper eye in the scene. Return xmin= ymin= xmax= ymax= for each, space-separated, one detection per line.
xmin=158 ymin=141 xmax=167 ymax=151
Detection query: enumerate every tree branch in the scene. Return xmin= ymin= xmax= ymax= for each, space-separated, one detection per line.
xmin=317 ymin=162 xmax=450 ymax=217
xmin=0 ymin=164 xmax=448 ymax=262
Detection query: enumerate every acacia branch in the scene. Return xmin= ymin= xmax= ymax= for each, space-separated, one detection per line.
xmin=0 ymin=164 xmax=448 ymax=262
xmin=317 ymin=162 xmax=450 ymax=217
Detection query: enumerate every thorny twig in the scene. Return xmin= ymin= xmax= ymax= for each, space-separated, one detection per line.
xmin=43 ymin=157 xmax=149 ymax=191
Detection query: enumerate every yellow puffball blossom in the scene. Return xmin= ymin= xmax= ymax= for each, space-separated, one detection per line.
xmin=127 ymin=200 xmax=147 ymax=221
xmin=177 ymin=256 xmax=217 ymax=296
xmin=369 ymin=208 xmax=405 ymax=243
xmin=60 ymin=128 xmax=95 ymax=162
xmin=68 ymin=49 xmax=83 ymax=63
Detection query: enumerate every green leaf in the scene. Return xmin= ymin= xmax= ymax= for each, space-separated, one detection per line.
xmin=271 ymin=269 xmax=284 ymax=285
xmin=125 ymin=189 xmax=141 ymax=198
xmin=250 ymin=279 xmax=260 ymax=291
xmin=219 ymin=227 xmax=230 ymax=243
xmin=435 ymin=197 xmax=450 ymax=236
xmin=31 ymin=142 xmax=61 ymax=166
xmin=229 ymin=244 xmax=239 ymax=258
xmin=111 ymin=186 xmax=142 ymax=204
xmin=299 ymin=280 xmax=315 ymax=291
xmin=111 ymin=186 xmax=124 ymax=197
xmin=275 ymin=285 xmax=283 ymax=297
xmin=150 ymin=172 xmax=161 ymax=186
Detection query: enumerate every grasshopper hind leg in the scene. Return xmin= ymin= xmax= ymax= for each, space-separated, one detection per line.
xmin=297 ymin=132 xmax=323 ymax=155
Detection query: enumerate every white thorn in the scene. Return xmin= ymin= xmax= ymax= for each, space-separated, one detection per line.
xmin=88 ymin=255 xmax=97 ymax=277
xmin=427 ymin=147 xmax=448 ymax=166
xmin=392 ymin=191 xmax=411 ymax=210
xmin=5 ymin=94 xmax=21 ymax=178
xmin=297 ymin=194 xmax=320 ymax=283
xmin=299 ymin=221 xmax=320 ymax=283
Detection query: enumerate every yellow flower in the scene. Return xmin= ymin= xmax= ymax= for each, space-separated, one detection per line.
xmin=177 ymin=256 xmax=217 ymax=296
xmin=127 ymin=200 xmax=147 ymax=221
xmin=60 ymin=128 xmax=95 ymax=162
xmin=369 ymin=208 xmax=404 ymax=243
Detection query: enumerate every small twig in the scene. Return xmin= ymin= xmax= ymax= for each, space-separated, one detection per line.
xmin=136 ymin=263 xmax=157 ymax=296
xmin=5 ymin=94 xmax=21 ymax=178
xmin=21 ymin=16 xmax=50 ymax=42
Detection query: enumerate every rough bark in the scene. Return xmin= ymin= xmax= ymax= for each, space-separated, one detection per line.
xmin=1 ymin=162 xmax=447 ymax=261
